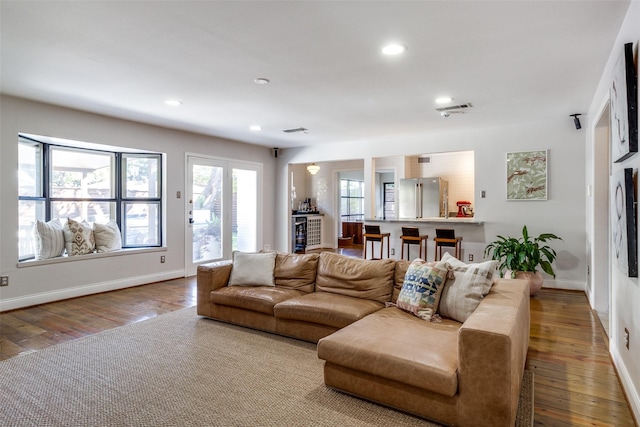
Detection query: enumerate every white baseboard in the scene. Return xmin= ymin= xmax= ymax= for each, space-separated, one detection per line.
xmin=610 ymin=345 xmax=640 ymax=423
xmin=0 ymin=269 xmax=185 ymax=312
xmin=541 ymin=279 xmax=585 ymax=291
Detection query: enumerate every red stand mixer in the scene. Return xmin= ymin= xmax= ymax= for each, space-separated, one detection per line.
xmin=456 ymin=201 xmax=472 ymax=217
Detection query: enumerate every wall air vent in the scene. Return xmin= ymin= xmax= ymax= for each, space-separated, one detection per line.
xmin=435 ymin=103 xmax=473 ymax=112
xmin=418 ymin=157 xmax=431 ymax=164
xmin=283 ymin=127 xmax=308 ymax=134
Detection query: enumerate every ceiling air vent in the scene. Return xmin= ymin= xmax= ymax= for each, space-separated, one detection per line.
xmin=418 ymin=157 xmax=431 ymax=164
xmin=435 ymin=103 xmax=473 ymax=112
xmin=283 ymin=127 xmax=308 ymax=134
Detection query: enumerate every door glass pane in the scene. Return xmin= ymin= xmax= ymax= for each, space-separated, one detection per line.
xmin=192 ymin=165 xmax=223 ymax=262
xmin=233 ymin=168 xmax=257 ymax=252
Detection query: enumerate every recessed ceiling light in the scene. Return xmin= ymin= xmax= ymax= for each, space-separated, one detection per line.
xmin=254 ymin=78 xmax=270 ymax=85
xmin=164 ymin=100 xmax=182 ymax=106
xmin=249 ymin=125 xmax=262 ymax=131
xmin=436 ymin=97 xmax=453 ymax=104
xmin=381 ymin=43 xmax=407 ymax=55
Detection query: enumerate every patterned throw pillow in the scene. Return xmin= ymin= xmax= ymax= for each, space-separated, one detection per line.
xmin=396 ymin=259 xmax=450 ymax=321
xmin=93 ymin=221 xmax=123 ymax=253
xmin=438 ymin=252 xmax=498 ymax=323
xmin=63 ymin=218 xmax=96 ymax=256
xmin=32 ymin=219 xmax=66 ymax=260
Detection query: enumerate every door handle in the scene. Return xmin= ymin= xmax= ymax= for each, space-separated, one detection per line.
xmin=189 ymin=218 xmax=194 ymax=224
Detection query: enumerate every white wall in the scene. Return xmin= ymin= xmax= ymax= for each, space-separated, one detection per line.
xmin=276 ymin=118 xmax=586 ymax=290
xmin=586 ymin=1 xmax=640 ymax=420
xmin=0 ymin=95 xmax=275 ymax=310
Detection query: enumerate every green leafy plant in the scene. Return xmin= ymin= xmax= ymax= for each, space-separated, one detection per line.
xmin=483 ymin=225 xmax=562 ymax=278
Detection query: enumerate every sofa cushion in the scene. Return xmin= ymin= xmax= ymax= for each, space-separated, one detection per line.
xmin=396 ymin=259 xmax=449 ymax=320
xmin=316 ymin=252 xmax=395 ymax=303
xmin=274 ymin=292 xmax=384 ymax=329
xmin=274 ymin=252 xmax=319 ymax=293
xmin=211 ymin=286 xmax=305 ymax=315
xmin=318 ymin=306 xmax=461 ymax=397
xmin=228 ymin=251 xmax=276 ymax=287
xmin=438 ymin=253 xmax=498 ymax=323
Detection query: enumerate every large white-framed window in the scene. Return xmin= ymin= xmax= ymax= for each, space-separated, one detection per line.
xmin=18 ymin=134 xmax=163 ymax=261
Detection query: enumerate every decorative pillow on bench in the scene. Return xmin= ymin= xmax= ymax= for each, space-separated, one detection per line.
xmin=63 ymin=218 xmax=96 ymax=256
xmin=32 ymin=219 xmax=66 ymax=260
xmin=396 ymin=259 xmax=451 ymax=321
xmin=93 ymin=221 xmax=123 ymax=253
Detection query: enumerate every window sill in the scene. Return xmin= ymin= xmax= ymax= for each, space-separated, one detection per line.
xmin=17 ymin=247 xmax=168 ymax=268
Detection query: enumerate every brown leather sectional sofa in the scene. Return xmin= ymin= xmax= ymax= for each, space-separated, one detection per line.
xmin=197 ymin=251 xmax=530 ymax=427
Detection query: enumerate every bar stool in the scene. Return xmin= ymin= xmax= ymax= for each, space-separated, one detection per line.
xmin=363 ymin=225 xmax=391 ymax=259
xmin=434 ymin=229 xmax=462 ymax=261
xmin=399 ymin=227 xmax=428 ymax=260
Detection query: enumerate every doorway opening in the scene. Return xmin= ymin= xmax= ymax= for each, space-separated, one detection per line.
xmin=593 ymin=102 xmax=611 ymax=337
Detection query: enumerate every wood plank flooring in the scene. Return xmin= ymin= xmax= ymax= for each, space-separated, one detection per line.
xmin=0 ymin=266 xmax=636 ymax=426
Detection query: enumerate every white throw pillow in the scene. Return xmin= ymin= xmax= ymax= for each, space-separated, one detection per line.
xmin=93 ymin=221 xmax=123 ymax=253
xmin=32 ymin=219 xmax=66 ymax=260
xmin=63 ymin=218 xmax=96 ymax=256
xmin=438 ymin=252 xmax=498 ymax=323
xmin=228 ymin=251 xmax=277 ymax=287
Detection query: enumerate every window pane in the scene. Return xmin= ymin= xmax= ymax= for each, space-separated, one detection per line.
xmin=51 ymin=147 xmax=114 ymax=198
xmin=124 ymin=154 xmax=160 ymax=198
xmin=349 ymin=180 xmax=363 ymax=197
xmin=19 ymin=200 xmax=45 ymax=259
xmin=19 ymin=141 xmax=42 ymax=197
xmin=340 ymin=180 xmax=348 ymax=197
xmin=123 ymin=202 xmax=159 ymax=246
xmin=51 ymin=201 xmax=114 ymax=223
xmin=233 ymin=168 xmax=257 ymax=252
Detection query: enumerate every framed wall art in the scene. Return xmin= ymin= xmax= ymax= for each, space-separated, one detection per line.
xmin=506 ymin=150 xmax=548 ymax=200
xmin=610 ymin=168 xmax=638 ymax=277
xmin=611 ymin=42 xmax=638 ymax=163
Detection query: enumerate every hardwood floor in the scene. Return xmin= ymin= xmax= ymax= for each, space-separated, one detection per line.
xmin=0 ymin=267 xmax=636 ymax=426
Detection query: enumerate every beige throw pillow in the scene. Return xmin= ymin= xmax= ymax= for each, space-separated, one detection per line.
xmin=93 ymin=221 xmax=123 ymax=253
xmin=32 ymin=219 xmax=66 ymax=260
xmin=438 ymin=252 xmax=497 ymax=323
xmin=228 ymin=251 xmax=277 ymax=287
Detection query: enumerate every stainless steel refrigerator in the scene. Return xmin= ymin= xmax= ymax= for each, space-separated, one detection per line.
xmin=398 ymin=178 xmax=449 ymax=219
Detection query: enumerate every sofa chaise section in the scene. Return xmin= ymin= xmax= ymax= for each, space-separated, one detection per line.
xmin=317 ymin=279 xmax=530 ymax=427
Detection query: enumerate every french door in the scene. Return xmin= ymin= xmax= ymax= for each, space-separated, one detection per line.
xmin=186 ymin=155 xmax=260 ymax=276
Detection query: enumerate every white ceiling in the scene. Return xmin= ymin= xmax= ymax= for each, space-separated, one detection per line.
xmin=0 ymin=1 xmax=631 ymax=149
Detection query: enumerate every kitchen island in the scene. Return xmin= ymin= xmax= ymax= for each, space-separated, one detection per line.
xmin=363 ymin=217 xmax=486 ymax=262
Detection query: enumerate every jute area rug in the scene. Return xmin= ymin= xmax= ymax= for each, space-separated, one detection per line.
xmin=1 ymin=307 xmax=533 ymax=426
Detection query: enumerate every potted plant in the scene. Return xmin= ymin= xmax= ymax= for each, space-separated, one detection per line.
xmin=483 ymin=225 xmax=562 ymax=295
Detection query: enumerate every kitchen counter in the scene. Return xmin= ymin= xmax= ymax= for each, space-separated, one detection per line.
xmin=365 ymin=217 xmax=483 ymax=225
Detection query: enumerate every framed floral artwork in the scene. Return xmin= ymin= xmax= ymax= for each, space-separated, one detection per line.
xmin=506 ymin=150 xmax=547 ymax=200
